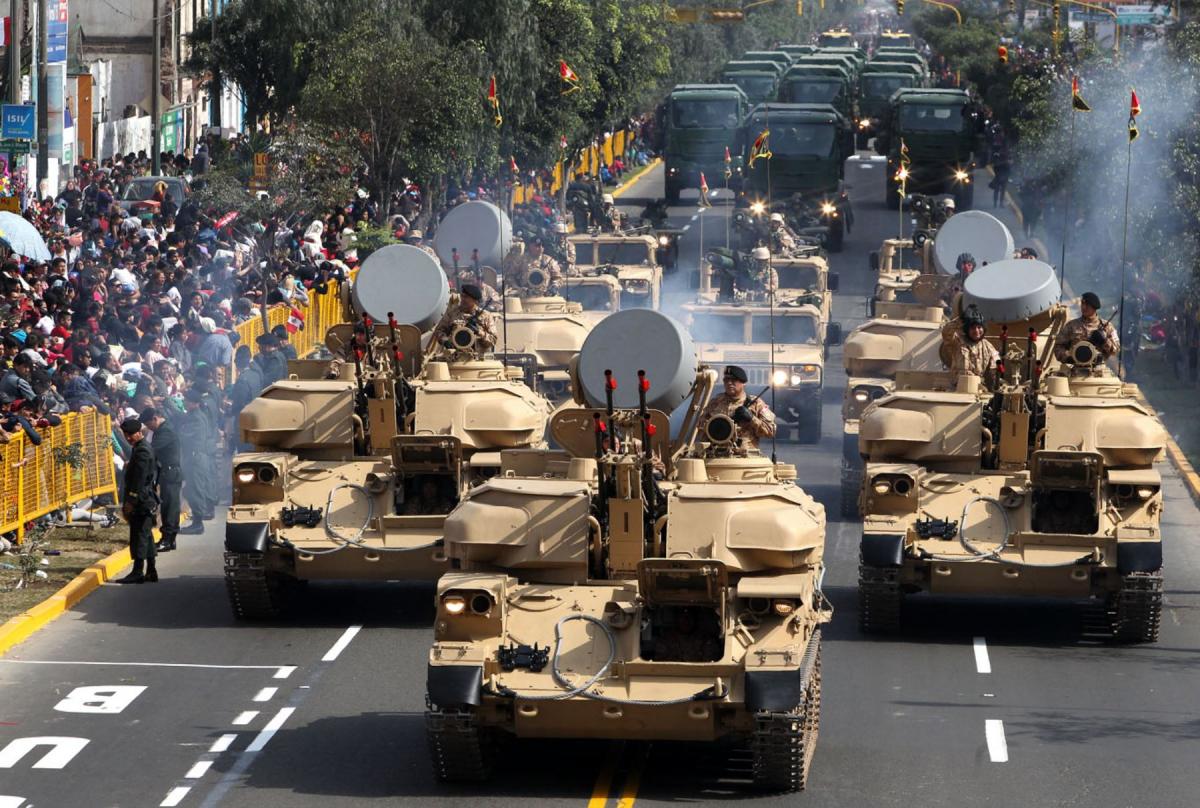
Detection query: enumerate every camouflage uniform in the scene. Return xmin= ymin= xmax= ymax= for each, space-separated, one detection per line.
xmin=952 ymin=336 xmax=1000 ymax=389
xmin=431 ymin=302 xmax=497 ymax=354
xmin=418 ymin=244 xmax=439 ymax=261
xmin=509 ymin=253 xmax=562 ymax=296
xmin=557 ymin=239 xmax=578 ymax=276
xmin=1054 ymin=313 xmax=1119 ymax=362
xmin=700 ymin=392 xmax=776 ymax=448
xmin=771 ymin=225 xmax=800 ymax=255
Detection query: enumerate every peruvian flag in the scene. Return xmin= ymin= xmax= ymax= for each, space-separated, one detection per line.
xmin=1 ymin=18 xmax=9 ymax=48
xmin=287 ymin=307 xmax=305 ymax=333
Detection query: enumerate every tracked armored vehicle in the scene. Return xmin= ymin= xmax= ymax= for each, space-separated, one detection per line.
xmin=856 ymin=260 xmax=1165 ymax=641
xmin=425 ymin=310 xmax=830 ymax=790
xmin=224 ymin=245 xmax=551 ymax=619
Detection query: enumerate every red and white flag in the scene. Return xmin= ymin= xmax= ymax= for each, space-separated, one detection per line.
xmin=287 ymin=307 xmax=305 ymax=333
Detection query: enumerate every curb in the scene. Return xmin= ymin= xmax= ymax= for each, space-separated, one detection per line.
xmin=994 ymin=164 xmax=1200 ymax=506
xmin=0 ymin=534 xmax=155 ymax=658
xmin=610 ymin=158 xmax=661 ymax=201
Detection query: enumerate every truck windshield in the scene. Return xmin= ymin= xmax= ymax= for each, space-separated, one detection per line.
xmin=690 ymin=314 xmax=745 ymax=343
xmin=777 ymin=264 xmax=821 ymax=291
xmin=596 ymin=243 xmax=652 ymax=265
xmin=672 ymin=99 xmax=740 ymax=129
xmin=565 ymin=283 xmax=616 ymax=312
xmin=899 ymin=104 xmax=965 ymax=132
xmin=782 ymin=79 xmax=843 ymax=105
xmin=764 ymin=124 xmax=836 ymax=158
xmin=752 ymin=315 xmax=818 ymax=344
xmin=728 ymin=76 xmax=777 ymax=102
xmin=862 ymin=75 xmax=912 ymax=99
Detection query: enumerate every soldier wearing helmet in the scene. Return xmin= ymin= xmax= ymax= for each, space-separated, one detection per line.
xmin=1055 ymin=291 xmax=1118 ymax=363
xmin=768 ymin=212 xmax=800 ymax=255
xmin=508 ymin=236 xmax=563 ymax=297
xmin=599 ymin=193 xmax=624 ymax=233
xmin=941 ymin=252 xmax=976 ymax=309
xmin=728 ymin=246 xmax=778 ymax=300
xmin=941 ymin=304 xmax=1000 ymax=390
xmin=699 ymin=365 xmax=777 ymax=449
xmin=553 ymin=221 xmax=578 ymax=275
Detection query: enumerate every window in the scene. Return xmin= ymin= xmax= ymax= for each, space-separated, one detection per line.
xmin=899 ymin=104 xmax=965 ymax=132
xmin=781 ymin=79 xmax=844 ymax=105
xmin=596 ymin=243 xmax=652 ymax=265
xmin=863 ymin=76 xmax=913 ymax=99
xmin=751 ymin=316 xmax=817 ymax=344
xmin=672 ymin=99 xmax=740 ymax=129
xmin=748 ymin=122 xmax=835 ymax=157
xmin=690 ymin=314 xmax=746 ymax=343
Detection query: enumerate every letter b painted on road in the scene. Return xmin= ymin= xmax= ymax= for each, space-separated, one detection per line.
xmin=54 ymin=685 xmax=146 ymax=714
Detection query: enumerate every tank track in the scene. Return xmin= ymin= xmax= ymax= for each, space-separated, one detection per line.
xmin=858 ymin=563 xmax=903 ymax=634
xmin=425 ymin=702 xmax=496 ymax=782
xmin=223 ymin=552 xmax=290 ymax=620
xmin=840 ymin=465 xmax=862 ymax=518
xmin=1109 ymin=571 xmax=1164 ymax=643
xmin=750 ymin=632 xmax=822 ymax=792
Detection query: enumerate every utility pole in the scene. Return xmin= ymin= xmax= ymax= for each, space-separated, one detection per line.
xmin=210 ymin=0 xmax=220 ymax=131
xmin=8 ymin=0 xmax=21 ymax=103
xmin=36 ymin=0 xmax=47 ymax=188
xmin=151 ymin=0 xmax=161 ymax=173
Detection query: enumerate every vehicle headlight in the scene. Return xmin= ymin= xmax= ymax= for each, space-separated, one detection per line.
xmin=790 ymin=373 xmax=802 ymax=385
xmin=858 ymin=119 xmax=870 ymax=129
xmin=820 ymin=201 xmax=837 ymax=216
xmin=772 ymin=369 xmax=788 ymax=386
xmin=792 ymin=364 xmax=820 ymax=382
xmin=236 ymin=467 xmax=256 ymax=484
xmin=442 ymin=594 xmax=466 ymax=615
xmin=750 ymin=201 xmax=766 ymax=216
xmin=854 ymin=389 xmax=870 ymax=403
xmin=772 ymin=599 xmax=795 ymax=616
xmin=954 ymin=169 xmax=970 ymax=182
xmin=872 ymin=478 xmax=892 ymax=495
xmin=658 ymin=235 xmax=670 ymax=246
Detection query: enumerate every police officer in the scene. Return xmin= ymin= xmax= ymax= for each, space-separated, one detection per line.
xmin=179 ymin=388 xmax=217 ymax=533
xmin=699 ymin=365 xmax=776 ymax=449
xmin=116 ymin=418 xmax=159 ymax=584
xmin=509 ymin=237 xmax=562 ymax=296
xmin=1055 ymin=291 xmax=1118 ymax=363
xmin=431 ymin=284 xmax=497 ymax=355
xmin=272 ymin=324 xmax=298 ymax=362
xmin=141 ymin=407 xmax=182 ymax=553
xmin=255 ymin=333 xmax=288 ymax=384
xmin=942 ymin=304 xmax=1000 ymax=389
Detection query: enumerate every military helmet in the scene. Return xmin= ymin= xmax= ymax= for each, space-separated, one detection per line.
xmin=751 ymin=246 xmax=770 ymax=261
xmin=962 ymin=304 xmax=986 ymax=335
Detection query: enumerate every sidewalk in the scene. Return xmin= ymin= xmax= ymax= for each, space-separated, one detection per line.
xmin=984 ymin=173 xmax=1200 ymax=472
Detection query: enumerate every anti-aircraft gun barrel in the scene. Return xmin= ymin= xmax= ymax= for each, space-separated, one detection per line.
xmin=360 ymin=313 xmax=376 ymax=367
xmin=604 ymin=369 xmax=618 ymax=449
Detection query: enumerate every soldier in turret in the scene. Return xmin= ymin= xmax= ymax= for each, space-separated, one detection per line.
xmin=941 ymin=304 xmax=1000 ymax=390
xmin=430 ymin=284 xmax=496 ymax=356
xmin=1055 ymin=291 xmax=1118 ymax=364
xmin=699 ymin=365 xmax=776 ymax=449
xmin=508 ymin=237 xmax=562 ymax=296
xmin=769 ymin=212 xmax=800 ymax=255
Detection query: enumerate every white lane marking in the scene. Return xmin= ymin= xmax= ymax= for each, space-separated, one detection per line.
xmin=245 ymin=707 xmax=296 ymax=753
xmin=681 ymin=225 xmax=690 ymax=232
xmin=185 ymin=760 xmax=213 ymax=779
xmin=161 ymin=787 xmax=191 ymax=807
xmin=209 ymin=734 xmax=237 ymax=753
xmin=985 ymin=720 xmax=1008 ymax=762
xmin=689 ymin=214 xmax=699 ymax=222
xmin=321 ymin=625 xmax=362 ymax=662
xmin=232 ymin=711 xmax=258 ymax=726
xmin=273 ymin=666 xmax=297 ymax=680
xmin=973 ymin=637 xmax=992 ymax=674
xmin=252 ymin=687 xmax=277 ymax=703
xmin=0 ymin=660 xmax=281 ymax=670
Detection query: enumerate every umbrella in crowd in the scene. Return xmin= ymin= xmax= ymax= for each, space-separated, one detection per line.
xmin=0 ymin=210 xmax=51 ymax=261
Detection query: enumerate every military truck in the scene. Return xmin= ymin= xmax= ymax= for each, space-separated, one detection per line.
xmin=777 ymin=63 xmax=856 ymax=124
xmin=683 ymin=249 xmax=843 ymax=442
xmin=819 ymin=28 xmax=856 ymax=48
xmin=839 ymin=304 xmax=944 ymax=517
xmin=662 ymin=84 xmax=749 ymax=204
xmin=779 ymin=44 xmax=817 ymax=59
xmin=856 ymin=69 xmax=921 ymax=148
xmin=721 ymin=61 xmax=783 ymax=106
xmin=741 ymin=49 xmax=795 ymax=71
xmin=425 ymin=310 xmax=831 ymax=791
xmin=878 ymin=30 xmax=914 ymax=48
xmin=857 ymin=260 xmax=1165 ymax=641
xmin=875 ymin=88 xmax=985 ymax=210
xmin=224 ymin=247 xmax=552 ymax=619
xmin=566 ymin=233 xmax=664 ymax=314
xmin=743 ymin=103 xmax=854 ymax=252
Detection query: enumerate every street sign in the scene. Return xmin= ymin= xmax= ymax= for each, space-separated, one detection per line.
xmin=0 ymin=138 xmax=33 ymax=154
xmin=1 ymin=104 xmax=35 ymax=140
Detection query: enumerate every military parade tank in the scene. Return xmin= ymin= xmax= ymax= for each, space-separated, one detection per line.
xmin=223 ymin=245 xmax=551 ymax=619
xmin=684 ymin=246 xmax=843 ymax=443
xmin=425 ymin=310 xmax=831 ymax=790
xmin=856 ymin=260 xmax=1165 ymax=641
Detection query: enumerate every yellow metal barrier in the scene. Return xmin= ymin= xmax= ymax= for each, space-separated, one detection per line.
xmin=234 ymin=279 xmax=345 ymax=369
xmin=2 ymin=410 xmax=119 ymax=540
xmin=513 ymin=129 xmax=639 ymax=205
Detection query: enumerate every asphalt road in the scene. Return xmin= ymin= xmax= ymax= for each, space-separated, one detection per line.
xmin=2 ymin=160 xmax=1199 ymax=808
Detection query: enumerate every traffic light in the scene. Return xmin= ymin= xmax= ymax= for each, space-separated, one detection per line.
xmin=897 ymin=0 xmax=904 ymax=14
xmin=707 ymin=9 xmax=745 ymax=22
xmin=998 ymin=45 xmax=1008 ymax=64
xmin=796 ymin=0 xmax=804 ymax=15
xmin=1052 ymin=0 xmax=1060 ymax=24
xmin=1008 ymin=0 xmax=1015 ymax=11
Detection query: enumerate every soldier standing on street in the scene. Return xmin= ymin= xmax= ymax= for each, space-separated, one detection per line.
xmin=941 ymin=305 xmax=1000 ymax=390
xmin=509 ymin=237 xmax=562 ymax=296
xmin=179 ymin=388 xmax=217 ymax=534
xmin=141 ymin=408 xmax=182 ymax=553
xmin=1055 ymin=291 xmax=1119 ymax=364
xmin=255 ymin=333 xmax=288 ymax=384
xmin=699 ymin=365 xmax=776 ymax=449
xmin=116 ymin=418 xmax=159 ymax=584
xmin=430 ymin=285 xmax=497 ymax=355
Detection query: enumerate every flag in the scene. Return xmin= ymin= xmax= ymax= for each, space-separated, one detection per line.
xmin=1128 ymin=89 xmax=1141 ymax=141
xmin=899 ymin=138 xmax=911 ymax=169
xmin=559 ymin=60 xmax=581 ymax=95
xmin=509 ymin=156 xmax=519 ymax=175
xmin=1071 ymin=75 xmax=1090 ymax=112
xmin=723 ymin=146 xmax=732 ymax=180
xmin=559 ymin=134 xmax=568 ymax=151
xmin=699 ymin=172 xmax=712 ymax=207
xmin=487 ymin=74 xmax=502 ymax=128
xmin=896 ymin=139 xmax=910 ymax=199
xmin=749 ymin=129 xmax=772 ymax=166
xmin=287 ymin=307 xmax=305 ymax=334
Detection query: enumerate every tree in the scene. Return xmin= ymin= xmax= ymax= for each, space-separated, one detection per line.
xmin=301 ymin=14 xmax=484 ymax=218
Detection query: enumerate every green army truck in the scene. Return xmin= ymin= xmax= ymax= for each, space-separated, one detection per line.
xmin=662 ymin=84 xmax=749 ymax=204
xmin=875 ymin=88 xmax=985 ymax=210
xmin=777 ymin=63 xmax=856 ymax=124
xmin=721 ymin=61 xmax=783 ymax=106
xmin=743 ymin=103 xmax=854 ymax=251
xmin=741 ymin=50 xmax=795 ymax=70
xmin=869 ymin=50 xmax=929 ymax=82
xmin=819 ymin=28 xmax=856 ymax=48
xmin=779 ymin=44 xmax=817 ymax=59
xmin=856 ymin=69 xmax=921 ymax=148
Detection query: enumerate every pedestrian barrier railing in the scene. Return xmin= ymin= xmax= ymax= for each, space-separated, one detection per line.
xmin=513 ymin=129 xmax=638 ymax=206
xmin=234 ymin=279 xmax=346 ymax=368
xmin=1 ymin=409 xmax=119 ymax=540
